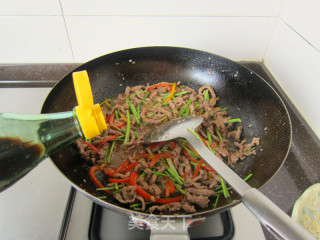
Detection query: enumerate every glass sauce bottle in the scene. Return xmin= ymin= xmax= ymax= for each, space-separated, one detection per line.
xmin=0 ymin=71 xmax=107 ymax=191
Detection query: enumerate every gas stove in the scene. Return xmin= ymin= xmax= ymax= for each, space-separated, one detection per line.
xmin=60 ymin=188 xmax=264 ymax=240
xmin=1 ymin=62 xmax=319 ymax=240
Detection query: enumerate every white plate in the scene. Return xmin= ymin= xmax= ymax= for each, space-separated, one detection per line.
xmin=292 ymin=183 xmax=320 ymax=239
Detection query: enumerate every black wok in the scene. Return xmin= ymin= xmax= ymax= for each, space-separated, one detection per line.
xmin=41 ymin=47 xmax=291 ymax=235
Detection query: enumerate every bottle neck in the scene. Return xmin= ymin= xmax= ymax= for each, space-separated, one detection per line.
xmin=38 ymin=110 xmax=85 ymax=154
xmin=72 ymin=109 xmax=86 ymax=138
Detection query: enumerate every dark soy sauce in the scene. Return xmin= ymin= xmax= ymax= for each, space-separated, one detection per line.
xmin=0 ymin=111 xmax=84 ymax=191
xmin=0 ymin=137 xmax=44 ymax=191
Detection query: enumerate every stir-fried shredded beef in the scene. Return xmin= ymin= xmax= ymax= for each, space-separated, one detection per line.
xmin=75 ymin=82 xmax=260 ymax=214
xmin=182 ymin=202 xmax=197 ymax=213
xmin=136 ymin=195 xmax=146 ymax=211
xmin=185 ymin=188 xmax=216 ymax=197
xmin=149 ymin=202 xmax=182 ymax=214
xmin=114 ymin=186 xmax=137 ymax=204
xmin=185 ymin=192 xmax=210 ymax=208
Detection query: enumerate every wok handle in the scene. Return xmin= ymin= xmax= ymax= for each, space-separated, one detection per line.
xmin=142 ymin=217 xmax=204 ymax=240
xmin=243 ymin=188 xmax=313 ymax=240
xmin=149 ymin=217 xmax=205 ymax=240
xmin=150 ymin=224 xmax=190 ymax=240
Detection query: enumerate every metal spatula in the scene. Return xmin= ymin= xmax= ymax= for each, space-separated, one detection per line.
xmin=144 ymin=116 xmax=313 ymax=240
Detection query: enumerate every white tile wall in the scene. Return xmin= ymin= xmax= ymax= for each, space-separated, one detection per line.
xmin=280 ymin=0 xmax=320 ymax=51
xmin=264 ymin=20 xmax=320 ymax=138
xmin=0 ymin=0 xmax=283 ymax=64
xmin=0 ymin=16 xmax=73 ymax=63
xmin=0 ymin=2 xmax=320 ymax=240
xmin=66 ymin=16 xmax=276 ymax=62
xmin=61 ymin=0 xmax=283 ymax=16
xmin=0 ymin=0 xmax=62 ymax=16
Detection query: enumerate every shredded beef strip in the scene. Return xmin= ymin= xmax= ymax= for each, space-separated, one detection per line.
xmin=149 ymin=174 xmax=158 ymax=185
xmin=185 ymin=188 xmax=216 ymax=197
xmin=199 ymin=85 xmax=217 ymax=107
xmin=185 ymin=192 xmax=210 ymax=208
xmin=182 ymin=202 xmax=197 ymax=213
xmin=136 ymin=195 xmax=146 ymax=211
xmin=138 ymin=178 xmax=162 ymax=198
xmin=114 ymin=186 xmax=137 ymax=204
xmin=139 ymin=158 xmax=149 ymax=168
xmin=149 ymin=202 xmax=182 ymax=214
xmin=184 ymin=175 xmax=202 ymax=188
xmin=113 ymin=172 xmax=131 ymax=179
xmin=227 ymin=126 xmax=243 ymax=141
xmin=144 ymin=168 xmax=153 ymax=179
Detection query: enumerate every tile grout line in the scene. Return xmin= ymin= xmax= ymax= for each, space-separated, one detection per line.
xmin=279 ymin=17 xmax=320 ymax=55
xmin=278 ymin=0 xmax=320 ymax=54
xmin=50 ymin=15 xmax=278 ymax=18
xmin=59 ymin=0 xmax=75 ymax=62
xmin=262 ymin=0 xmax=285 ymax=63
xmin=0 ymin=15 xmax=281 ymax=18
xmin=261 ymin=17 xmax=280 ymax=63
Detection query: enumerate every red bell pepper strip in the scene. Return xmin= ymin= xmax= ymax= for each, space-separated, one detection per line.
xmin=97 ymin=135 xmax=119 ymax=150
xmin=113 ymin=160 xmax=130 ymax=173
xmin=104 ymin=160 xmax=129 ymax=176
xmin=169 ymin=142 xmax=176 ymax=150
xmin=165 ymin=180 xmax=171 ymax=197
xmin=197 ymin=110 xmax=201 ymax=116
xmin=193 ymin=158 xmax=202 ymax=178
xmin=181 ymin=171 xmax=188 ymax=178
xmin=154 ymin=195 xmax=184 ymax=204
xmin=168 ymin=178 xmax=175 ymax=194
xmin=202 ymin=165 xmax=216 ymax=173
xmin=110 ymin=121 xmax=125 ymax=129
xmin=129 ymin=171 xmax=155 ymax=201
xmin=129 ymin=172 xmax=184 ymax=204
xmin=89 ymin=165 xmax=111 ymax=194
xmin=183 ymin=149 xmax=216 ymax=173
xmin=198 ymin=135 xmax=210 ymax=148
xmin=198 ymin=135 xmax=217 ymax=156
xmin=84 ymin=142 xmax=99 ymax=153
xmin=122 ymin=162 xmax=139 ymax=173
xmin=165 ymin=177 xmax=175 ymax=197
xmin=109 ymin=112 xmax=115 ymax=125
xmin=109 ymin=178 xmax=130 ymax=183
xmin=148 ymin=83 xmax=171 ymax=93
xmin=104 ymin=167 xmax=117 ymax=176
xmin=149 ymin=141 xmax=165 ymax=151
xmin=198 ymin=135 xmax=216 ymax=153
xmin=195 ymin=137 xmax=217 ymax=173
xmin=183 ymin=149 xmax=199 ymax=163
xmin=135 ymin=153 xmax=150 ymax=160
xmin=149 ymin=152 xmax=173 ymax=168
xmin=105 ymin=115 xmax=111 ymax=122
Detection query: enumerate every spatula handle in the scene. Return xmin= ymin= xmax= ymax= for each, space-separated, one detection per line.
xmin=185 ymin=132 xmax=313 ymax=240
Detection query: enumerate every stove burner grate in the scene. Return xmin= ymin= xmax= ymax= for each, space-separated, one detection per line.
xmin=89 ymin=203 xmax=234 ymax=240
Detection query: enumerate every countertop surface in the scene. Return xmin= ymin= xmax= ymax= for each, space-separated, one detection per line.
xmin=0 ymin=62 xmax=319 ymax=240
